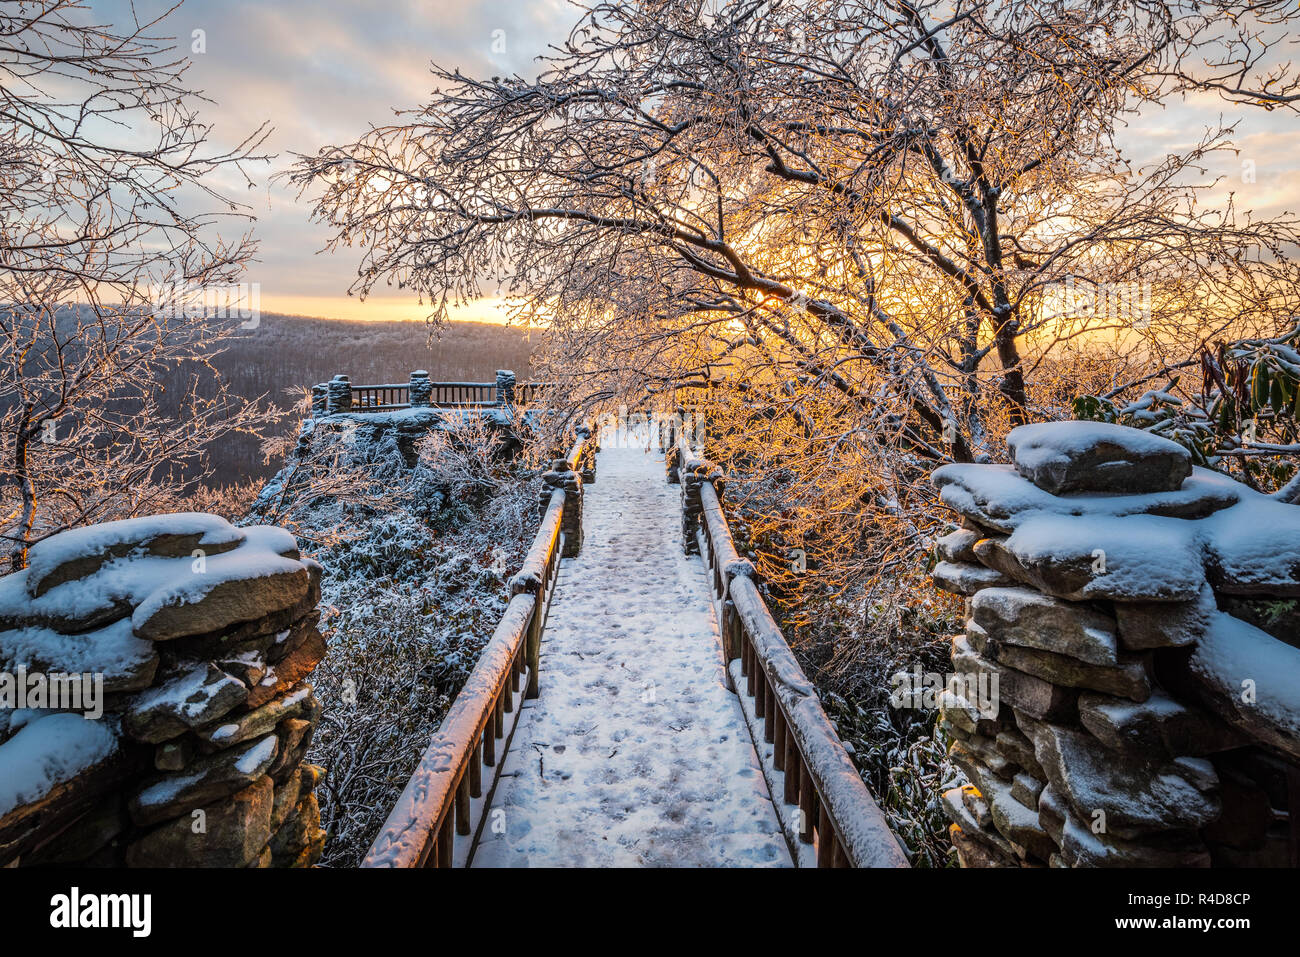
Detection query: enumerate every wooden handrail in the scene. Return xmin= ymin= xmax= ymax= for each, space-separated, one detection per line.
xmin=509 ymin=490 xmax=567 ymax=699
xmin=679 ymin=439 xmax=909 ymax=868
xmin=361 ymin=591 xmax=536 ymax=868
xmin=362 ymin=429 xmax=587 ymax=867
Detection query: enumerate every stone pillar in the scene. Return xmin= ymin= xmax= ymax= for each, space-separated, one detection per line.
xmin=539 ymin=458 xmax=583 ymax=558
xmin=409 ymin=370 xmax=432 ymax=407
xmin=325 ymin=374 xmax=352 ymax=415
xmin=496 ymin=369 xmax=517 ymax=406
xmin=678 ymin=452 xmax=722 ymax=555
xmin=679 ymin=460 xmax=703 ymax=553
xmin=928 ymin=420 xmax=1300 ymax=868
xmin=0 ymin=514 xmax=327 ymax=868
xmin=311 ymin=383 xmax=327 ymax=416
xmin=665 ymin=445 xmax=681 ymax=484
xmin=574 ymin=423 xmax=597 ymax=484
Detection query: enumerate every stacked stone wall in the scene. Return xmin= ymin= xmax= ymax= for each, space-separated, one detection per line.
xmin=930 ymin=422 xmax=1300 ymax=867
xmin=0 ymin=514 xmax=326 ymax=867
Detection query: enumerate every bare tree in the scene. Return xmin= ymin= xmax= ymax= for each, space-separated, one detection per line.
xmin=0 ymin=0 xmax=277 ymax=567
xmin=1154 ymin=0 xmax=1300 ymax=110
xmin=247 ymin=388 xmax=399 ymax=549
xmin=290 ymin=0 xmax=1300 ymax=608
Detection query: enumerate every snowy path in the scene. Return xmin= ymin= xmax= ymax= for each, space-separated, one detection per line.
xmin=471 ymin=447 xmax=792 ymax=867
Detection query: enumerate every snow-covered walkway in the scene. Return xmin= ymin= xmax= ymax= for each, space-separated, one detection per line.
xmin=471 ymin=447 xmax=792 ymax=867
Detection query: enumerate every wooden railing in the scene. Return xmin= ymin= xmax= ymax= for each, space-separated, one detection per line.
xmin=351 ymin=383 xmax=415 ymax=410
xmin=361 ymin=430 xmax=587 ymax=868
xmin=320 ymin=371 xmax=555 ymax=414
xmin=515 ymin=382 xmax=551 ymax=406
xmin=352 ymin=382 xmax=501 ymax=409
xmin=673 ymin=439 xmax=910 ymax=868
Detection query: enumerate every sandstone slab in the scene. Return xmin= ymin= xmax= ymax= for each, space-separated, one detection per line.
xmin=133 ymin=562 xmax=310 ymax=642
xmin=942 ymin=788 xmax=1018 ymax=863
xmin=977 ymin=768 xmax=1057 ymax=862
xmin=128 ymin=734 xmax=278 ymax=827
xmin=936 ymin=529 xmax=981 ymax=564
xmin=932 ymin=463 xmax=1239 ymax=535
xmin=268 ymin=717 xmax=314 ymax=781
xmin=958 ymin=784 xmax=993 ymax=829
xmin=1021 ymin=718 xmax=1220 ymax=832
xmin=1006 ymin=421 xmax=1191 ymax=495
xmin=1181 ymin=610 xmax=1300 ymax=762
xmin=949 ymin=823 xmax=1018 ymax=867
xmin=244 ymin=626 xmax=325 ymax=710
xmin=1114 ymin=584 xmax=1216 ymax=650
xmin=124 ymin=663 xmax=248 ymax=744
xmin=126 ymin=775 xmax=273 ymax=867
xmin=1078 ymin=689 xmax=1244 ymax=758
xmin=991 ymin=514 xmax=1206 ymax=603
xmin=0 ymin=617 xmax=159 ymax=695
xmin=972 ymin=587 xmax=1119 ymax=665
xmin=1011 ymin=772 xmax=1044 ymax=811
xmin=25 ymin=514 xmax=245 ymax=599
xmin=951 ymin=737 xmax=1016 ymax=781
xmin=951 ymin=634 xmax=1078 ymax=722
xmin=197 ymin=682 xmax=317 ymax=751
xmin=933 ymin=560 xmax=1015 ymax=597
xmin=1039 ymin=785 xmax=1211 ymax=868
xmin=269 ymin=792 xmax=321 ymax=867
xmin=939 ymin=688 xmax=999 ymax=737
xmin=995 ymin=643 xmax=1151 ymax=702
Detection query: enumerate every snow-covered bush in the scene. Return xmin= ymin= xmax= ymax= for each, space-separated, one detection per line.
xmin=787 ymin=569 xmax=963 ymax=867
xmin=307 ymin=577 xmax=507 ymax=867
xmin=251 ymin=407 xmax=540 ymax=866
xmin=725 ymin=467 xmax=964 ymax=865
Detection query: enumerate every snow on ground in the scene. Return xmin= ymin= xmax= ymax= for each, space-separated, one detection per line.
xmin=472 ymin=448 xmax=791 ymax=867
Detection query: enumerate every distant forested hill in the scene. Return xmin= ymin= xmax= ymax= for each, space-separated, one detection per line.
xmin=203 ymin=314 xmax=537 ymax=485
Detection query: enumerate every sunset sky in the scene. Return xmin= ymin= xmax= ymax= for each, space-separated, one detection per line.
xmin=94 ymin=0 xmax=1299 ymax=324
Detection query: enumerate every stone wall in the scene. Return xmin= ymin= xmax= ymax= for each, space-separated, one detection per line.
xmin=929 ymin=421 xmax=1300 ymax=867
xmin=0 ymin=514 xmax=327 ymax=868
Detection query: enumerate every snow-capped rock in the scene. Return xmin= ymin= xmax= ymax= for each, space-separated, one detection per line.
xmin=1006 ymin=420 xmax=1192 ymax=494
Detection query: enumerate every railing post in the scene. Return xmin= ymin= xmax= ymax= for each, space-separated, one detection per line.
xmin=508 ymin=499 xmax=562 ymax=700
xmin=540 ymin=459 xmax=583 ymax=558
xmin=665 ymin=406 xmax=687 ymax=482
xmin=409 ymin=370 xmax=431 ymax=407
xmin=326 ymin=374 xmax=352 ymax=414
xmin=311 ymin=383 xmax=327 ymax=415
xmin=507 ymin=569 xmax=544 ymax=700
xmin=720 ymin=558 xmax=755 ymax=669
xmin=496 ymin=369 xmax=517 ymax=406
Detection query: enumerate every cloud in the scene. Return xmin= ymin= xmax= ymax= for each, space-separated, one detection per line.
xmin=83 ymin=1 xmax=1300 ymax=318
xmin=87 ymin=0 xmax=575 ymax=314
